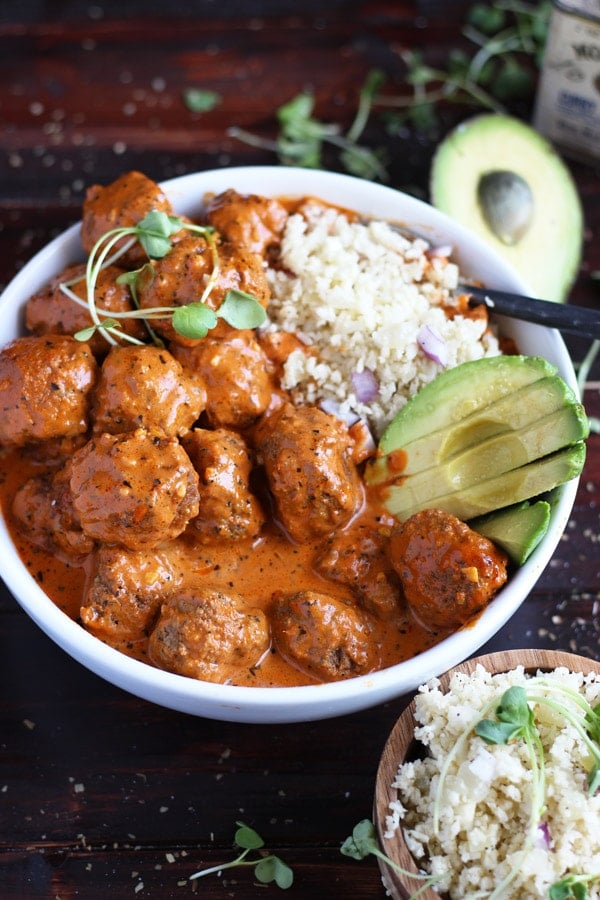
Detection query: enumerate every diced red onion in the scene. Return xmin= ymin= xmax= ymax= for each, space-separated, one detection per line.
xmin=351 ymin=368 xmax=379 ymax=403
xmin=534 ymin=822 xmax=551 ymax=849
xmin=428 ymin=243 xmax=453 ymax=258
xmin=417 ymin=323 xmax=448 ymax=367
xmin=319 ymin=398 xmax=361 ymax=427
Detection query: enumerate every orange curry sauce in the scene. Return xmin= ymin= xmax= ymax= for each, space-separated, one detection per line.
xmin=0 ymin=448 xmax=444 ymax=688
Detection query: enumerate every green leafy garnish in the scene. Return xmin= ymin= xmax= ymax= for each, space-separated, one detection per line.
xmin=341 ymin=819 xmax=440 ymax=897
xmin=218 ymin=289 xmax=267 ymax=329
xmin=171 ymin=302 xmax=218 ymax=339
xmin=550 ymin=874 xmax=600 ymax=900
xmin=379 ymin=1 xmax=552 ymax=134
xmin=229 ymin=2 xmax=551 ymax=178
xmin=182 ymin=87 xmax=221 ymax=113
xmin=229 ymin=72 xmax=388 ymax=182
xmin=63 ymin=210 xmax=265 ymax=348
xmin=475 ymin=684 xmax=536 ymax=744
xmin=189 ymin=821 xmax=293 ymax=889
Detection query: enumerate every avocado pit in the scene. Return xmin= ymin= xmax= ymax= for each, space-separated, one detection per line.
xmin=477 ymin=170 xmax=534 ymax=246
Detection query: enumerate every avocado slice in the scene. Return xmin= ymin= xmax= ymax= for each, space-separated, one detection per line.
xmin=470 ymin=501 xmax=551 ymax=566
xmin=430 ymin=114 xmax=583 ymax=303
xmin=368 ymin=355 xmax=557 ymax=486
xmin=381 ymin=403 xmax=588 ymax=510
xmin=366 ymin=354 xmax=588 ymax=531
xmin=381 ymin=442 xmax=586 ymax=522
xmin=375 ymin=373 xmax=580 ymax=480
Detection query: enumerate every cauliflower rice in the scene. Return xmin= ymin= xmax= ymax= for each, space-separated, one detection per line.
xmin=385 ymin=665 xmax=600 ymax=899
xmin=265 ymin=202 xmax=501 ymax=438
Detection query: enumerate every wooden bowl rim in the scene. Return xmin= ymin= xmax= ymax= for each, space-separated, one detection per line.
xmin=374 ymin=649 xmax=600 ymax=900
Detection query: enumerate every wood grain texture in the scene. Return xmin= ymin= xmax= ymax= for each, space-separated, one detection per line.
xmin=0 ymin=2 xmax=598 ymax=897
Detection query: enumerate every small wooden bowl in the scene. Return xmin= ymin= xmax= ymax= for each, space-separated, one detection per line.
xmin=374 ymin=649 xmax=600 ymax=900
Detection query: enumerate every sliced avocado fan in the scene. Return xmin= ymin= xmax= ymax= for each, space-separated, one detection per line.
xmin=430 ymin=114 xmax=584 ymax=303
xmin=365 ymin=355 xmax=588 ymax=530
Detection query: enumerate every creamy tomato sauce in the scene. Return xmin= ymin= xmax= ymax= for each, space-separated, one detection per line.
xmin=0 ymin=447 xmax=444 ymax=688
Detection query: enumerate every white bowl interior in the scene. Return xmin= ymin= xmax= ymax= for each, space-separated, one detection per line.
xmin=0 ymin=166 xmax=580 ymax=722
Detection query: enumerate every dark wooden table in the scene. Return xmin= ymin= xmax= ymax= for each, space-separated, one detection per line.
xmin=1 ymin=3 xmax=598 ymax=897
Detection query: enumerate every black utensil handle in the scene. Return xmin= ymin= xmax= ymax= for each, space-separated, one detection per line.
xmin=462 ymin=284 xmax=600 ymax=341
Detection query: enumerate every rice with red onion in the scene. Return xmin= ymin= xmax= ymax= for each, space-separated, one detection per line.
xmin=384 ymin=665 xmax=600 ymax=899
xmin=264 ymin=202 xmax=500 ymax=438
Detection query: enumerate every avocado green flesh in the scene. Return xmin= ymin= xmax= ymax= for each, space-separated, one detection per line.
xmin=385 ymin=403 xmax=587 ymax=510
xmin=373 ymin=374 xmax=579 ymax=480
xmin=382 ymin=442 xmax=586 ymax=522
xmin=430 ymin=113 xmax=584 ymax=303
xmin=365 ymin=356 xmax=556 ymax=484
xmin=470 ymin=501 xmax=551 ymax=565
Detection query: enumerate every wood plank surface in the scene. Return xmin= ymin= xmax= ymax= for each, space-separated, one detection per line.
xmin=0 ymin=2 xmax=598 ymax=897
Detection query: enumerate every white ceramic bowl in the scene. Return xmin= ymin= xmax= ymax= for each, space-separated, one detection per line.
xmin=0 ymin=166 xmax=581 ymax=723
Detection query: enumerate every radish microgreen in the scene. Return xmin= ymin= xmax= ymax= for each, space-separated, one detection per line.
xmin=550 ymin=874 xmax=600 ymax=900
xmin=341 ymin=819 xmax=441 ymax=898
xmin=60 ymin=210 xmax=266 ymax=346
xmin=189 ymin=821 xmax=293 ymax=889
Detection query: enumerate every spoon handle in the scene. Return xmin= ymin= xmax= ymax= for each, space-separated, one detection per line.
xmin=461 ymin=284 xmax=600 ymax=341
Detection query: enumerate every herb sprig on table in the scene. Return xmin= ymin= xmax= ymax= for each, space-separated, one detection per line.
xmin=59 ymin=210 xmax=266 ymax=346
xmin=188 ymin=821 xmax=293 ymax=889
xmin=341 ymin=818 xmax=441 ymax=896
xmin=226 ymin=1 xmax=551 ymax=177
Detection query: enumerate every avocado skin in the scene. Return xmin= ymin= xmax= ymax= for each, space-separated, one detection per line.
xmin=470 ymin=500 xmax=551 ymax=566
xmin=430 ymin=114 xmax=583 ymax=303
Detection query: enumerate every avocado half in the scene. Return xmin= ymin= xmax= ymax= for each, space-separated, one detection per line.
xmin=430 ymin=114 xmax=583 ymax=303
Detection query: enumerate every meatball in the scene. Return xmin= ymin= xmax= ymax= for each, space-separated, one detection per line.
xmin=0 ymin=334 xmax=98 ymax=447
xmin=81 ymin=543 xmax=184 ymax=644
xmin=148 ymin=588 xmax=270 ymax=683
xmin=271 ymin=590 xmax=378 ymax=682
xmin=136 ymin=234 xmax=271 ymax=346
xmin=81 ymin=170 xmax=174 ymax=267
xmin=70 ymin=429 xmax=200 ymax=549
xmin=12 ymin=460 xmax=94 ymax=560
xmin=25 ymin=263 xmax=147 ymax=358
xmin=173 ymin=333 xmax=275 ymax=430
xmin=253 ymin=403 xmax=363 ymax=543
xmin=389 ymin=508 xmax=509 ymax=631
xmin=92 ymin=345 xmax=206 ymax=437
xmin=182 ymin=428 xmax=265 ymax=542
xmin=314 ymin=521 xmax=402 ymax=620
xmin=206 ymin=189 xmax=288 ymax=256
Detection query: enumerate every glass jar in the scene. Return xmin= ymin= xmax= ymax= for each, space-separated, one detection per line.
xmin=533 ymin=0 xmax=600 ymax=164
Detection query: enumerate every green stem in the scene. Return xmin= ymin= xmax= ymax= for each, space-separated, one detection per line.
xmin=189 ymin=847 xmax=252 ymax=880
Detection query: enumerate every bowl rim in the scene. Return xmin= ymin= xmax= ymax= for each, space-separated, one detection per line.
xmin=373 ymin=648 xmax=600 ymax=899
xmin=0 ymin=165 xmax=582 ymax=723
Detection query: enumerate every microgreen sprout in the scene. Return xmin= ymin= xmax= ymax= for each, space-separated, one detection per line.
xmin=576 ymin=339 xmax=600 ymax=434
xmin=189 ymin=821 xmax=293 ymax=889
xmin=549 ymin=873 xmax=600 ymax=900
xmin=377 ymin=1 xmax=551 ymax=134
xmin=472 ymin=679 xmax=600 ymax=897
xmin=228 ymin=3 xmax=551 ymax=176
xmin=475 ymin=685 xmax=546 ymax=898
xmin=229 ymin=71 xmax=388 ymax=182
xmin=60 ymin=210 xmax=266 ymax=347
xmin=182 ymin=87 xmax=221 ymax=113
xmin=341 ymin=819 xmax=441 ymax=899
